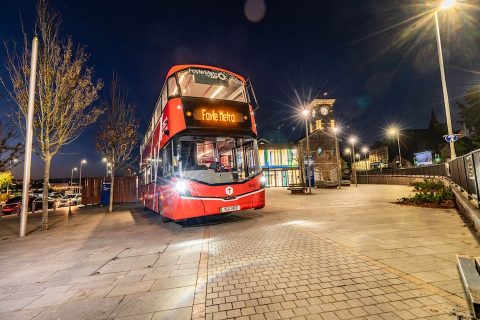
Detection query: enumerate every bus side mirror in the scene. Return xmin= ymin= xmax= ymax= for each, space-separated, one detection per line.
xmin=164 ymin=129 xmax=169 ymax=136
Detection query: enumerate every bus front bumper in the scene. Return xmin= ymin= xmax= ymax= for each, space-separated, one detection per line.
xmin=168 ymin=189 xmax=265 ymax=220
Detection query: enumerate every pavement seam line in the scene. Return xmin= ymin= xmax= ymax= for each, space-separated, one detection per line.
xmin=293 ymin=224 xmax=467 ymax=309
xmin=192 ymin=225 xmax=210 ymax=320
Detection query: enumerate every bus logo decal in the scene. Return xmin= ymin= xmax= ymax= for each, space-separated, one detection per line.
xmin=225 ymin=186 xmax=233 ymax=195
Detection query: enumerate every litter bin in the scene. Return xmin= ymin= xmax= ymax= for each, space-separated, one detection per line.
xmin=100 ymin=182 xmax=111 ymax=206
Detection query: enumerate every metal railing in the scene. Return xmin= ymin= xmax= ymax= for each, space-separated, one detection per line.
xmin=357 ymin=149 xmax=480 ymax=203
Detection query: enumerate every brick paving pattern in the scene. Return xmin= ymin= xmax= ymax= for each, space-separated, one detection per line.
xmin=205 ymin=219 xmax=468 ymax=320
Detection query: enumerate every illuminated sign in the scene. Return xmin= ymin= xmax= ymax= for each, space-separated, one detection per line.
xmin=414 ymin=151 xmax=433 ymax=166
xmin=193 ymin=108 xmax=245 ymax=123
xmin=189 ymin=68 xmax=238 ymax=86
xmin=182 ymin=97 xmax=252 ymax=131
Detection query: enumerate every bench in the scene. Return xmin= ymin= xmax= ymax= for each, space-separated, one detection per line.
xmin=287 ymin=183 xmax=307 ymax=194
xmin=315 ymin=181 xmax=339 ymax=189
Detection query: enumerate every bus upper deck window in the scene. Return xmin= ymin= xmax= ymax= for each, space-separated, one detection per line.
xmin=167 ymin=76 xmax=178 ymax=97
xmin=177 ymin=68 xmax=246 ymax=102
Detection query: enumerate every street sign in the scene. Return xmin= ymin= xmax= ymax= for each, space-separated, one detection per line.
xmin=443 ymin=134 xmax=458 ymax=143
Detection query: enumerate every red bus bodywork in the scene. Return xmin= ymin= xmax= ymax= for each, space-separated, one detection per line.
xmin=139 ymin=65 xmax=265 ymax=221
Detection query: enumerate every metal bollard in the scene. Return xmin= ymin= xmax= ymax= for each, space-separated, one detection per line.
xmin=68 ymin=199 xmax=72 ymax=216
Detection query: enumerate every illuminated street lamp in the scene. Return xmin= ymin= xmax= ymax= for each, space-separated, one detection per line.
xmin=332 ymin=127 xmax=342 ymax=189
xmin=79 ymin=159 xmax=87 ymax=191
xmin=102 ymin=157 xmax=109 ymax=177
xmin=349 ymin=136 xmax=358 ymax=187
xmin=302 ymin=108 xmax=312 ymax=194
xmin=434 ymin=0 xmax=456 ymax=159
xmin=70 ymin=167 xmax=78 ymax=186
xmin=388 ymin=127 xmax=402 ymax=168
xmin=8 ymin=158 xmax=18 ymax=168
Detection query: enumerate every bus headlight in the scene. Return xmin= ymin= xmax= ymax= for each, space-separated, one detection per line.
xmin=175 ymin=181 xmax=191 ymax=197
xmin=260 ymin=175 xmax=266 ymax=188
xmin=175 ymin=181 xmax=187 ymax=193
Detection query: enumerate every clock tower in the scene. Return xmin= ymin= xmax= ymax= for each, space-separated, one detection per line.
xmin=297 ymin=94 xmax=339 ymax=185
xmin=307 ymin=97 xmax=336 ymax=133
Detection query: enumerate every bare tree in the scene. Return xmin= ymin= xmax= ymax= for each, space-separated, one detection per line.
xmin=0 ymin=120 xmax=23 ymax=171
xmin=96 ymin=73 xmax=138 ymax=213
xmin=1 ymin=0 xmax=103 ymax=230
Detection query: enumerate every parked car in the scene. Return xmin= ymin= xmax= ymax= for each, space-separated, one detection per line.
xmin=33 ymin=196 xmax=57 ymax=210
xmin=49 ymin=192 xmax=64 ymax=199
xmin=2 ymin=196 xmax=36 ymax=215
xmin=58 ymin=194 xmax=82 ymax=207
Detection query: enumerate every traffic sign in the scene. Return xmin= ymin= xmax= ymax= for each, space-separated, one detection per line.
xmin=443 ymin=134 xmax=458 ymax=143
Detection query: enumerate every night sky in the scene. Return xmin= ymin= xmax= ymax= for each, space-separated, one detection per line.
xmin=1 ymin=0 xmax=479 ymax=179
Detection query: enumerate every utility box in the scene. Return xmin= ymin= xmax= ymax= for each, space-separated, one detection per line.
xmin=100 ymin=182 xmax=111 ymax=206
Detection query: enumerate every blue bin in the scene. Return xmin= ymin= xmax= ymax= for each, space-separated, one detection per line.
xmin=100 ymin=182 xmax=111 ymax=206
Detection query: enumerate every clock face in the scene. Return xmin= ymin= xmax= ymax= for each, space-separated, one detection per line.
xmin=320 ymin=106 xmax=329 ymax=116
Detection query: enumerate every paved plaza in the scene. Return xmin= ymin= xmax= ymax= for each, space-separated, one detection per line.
xmin=0 ymin=185 xmax=478 ymax=320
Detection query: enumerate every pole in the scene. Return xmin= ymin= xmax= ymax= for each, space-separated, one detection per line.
xmin=305 ymin=117 xmax=311 ymax=194
xmin=352 ymin=144 xmax=357 ymax=187
xmin=434 ymin=11 xmax=456 ymax=160
xmin=396 ymin=131 xmax=402 ymax=168
xmin=79 ymin=162 xmax=83 ymax=193
xmin=364 ymin=152 xmax=369 ymax=184
xmin=20 ymin=37 xmax=38 ymax=238
xmin=334 ymin=130 xmax=341 ymax=189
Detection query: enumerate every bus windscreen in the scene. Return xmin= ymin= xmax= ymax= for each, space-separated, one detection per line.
xmin=176 ymin=136 xmax=261 ymax=184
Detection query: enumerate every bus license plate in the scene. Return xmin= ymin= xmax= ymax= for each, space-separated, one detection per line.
xmin=220 ymin=205 xmax=240 ymax=213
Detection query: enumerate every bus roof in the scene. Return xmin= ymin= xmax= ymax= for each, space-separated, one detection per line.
xmin=166 ymin=65 xmax=246 ymax=82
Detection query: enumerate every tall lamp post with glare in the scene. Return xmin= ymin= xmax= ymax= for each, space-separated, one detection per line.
xmin=79 ymin=159 xmax=86 ymax=192
xmin=349 ymin=136 xmax=358 ymax=187
xmin=333 ymin=127 xmax=342 ymax=189
xmin=70 ymin=167 xmax=78 ymax=187
xmin=302 ymin=109 xmax=312 ymax=194
xmin=434 ymin=0 xmax=456 ymax=159
xmin=388 ymin=127 xmax=402 ymax=168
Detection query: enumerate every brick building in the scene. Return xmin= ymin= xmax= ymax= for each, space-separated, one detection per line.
xmin=297 ymin=97 xmax=341 ymax=185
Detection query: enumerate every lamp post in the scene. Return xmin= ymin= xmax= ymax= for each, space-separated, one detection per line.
xmin=388 ymin=128 xmax=402 ymax=168
xmin=302 ymin=109 xmax=312 ymax=194
xmin=79 ymin=159 xmax=86 ymax=192
xmin=70 ymin=167 xmax=78 ymax=187
xmin=435 ymin=0 xmax=456 ymax=159
xmin=345 ymin=148 xmax=353 ymax=173
xmin=349 ymin=137 xmax=358 ymax=187
xmin=362 ymin=147 xmax=369 ymax=184
xmin=333 ymin=127 xmax=342 ymax=189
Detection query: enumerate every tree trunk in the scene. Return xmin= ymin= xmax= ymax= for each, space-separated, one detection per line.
xmin=109 ymin=166 xmax=114 ymax=213
xmin=42 ymin=156 xmax=51 ymax=230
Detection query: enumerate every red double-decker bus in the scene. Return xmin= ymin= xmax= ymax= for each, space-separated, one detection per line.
xmin=139 ymin=65 xmax=265 ymax=221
